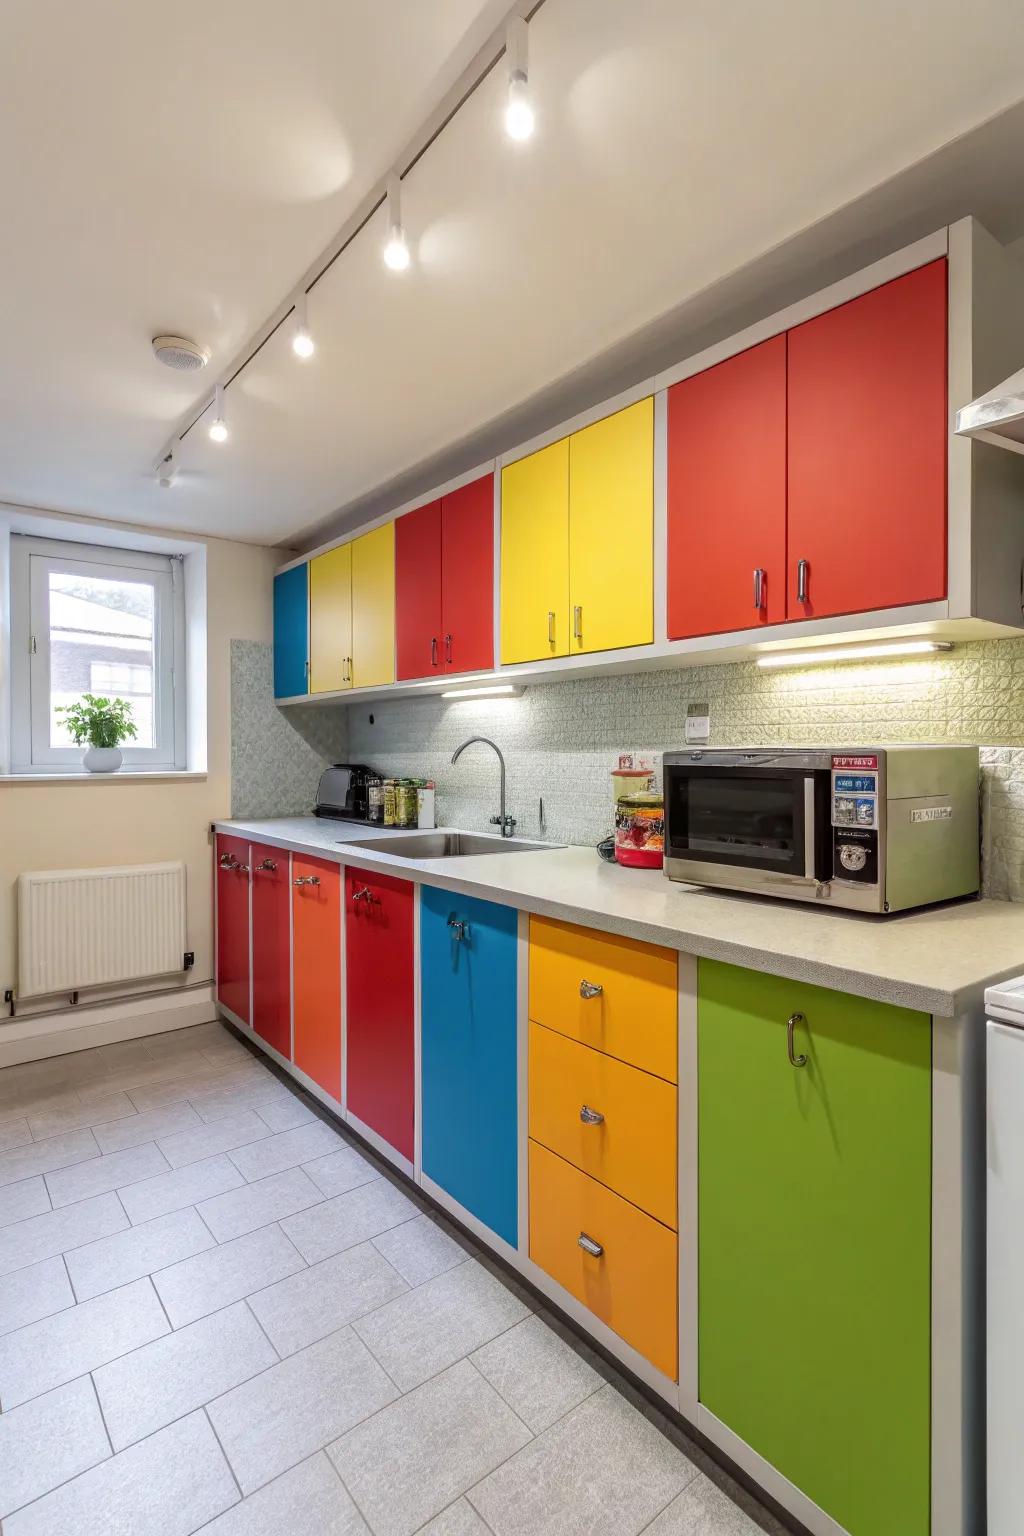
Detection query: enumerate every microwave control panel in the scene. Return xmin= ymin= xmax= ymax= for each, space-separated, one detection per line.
xmin=830 ymin=755 xmax=879 ymax=884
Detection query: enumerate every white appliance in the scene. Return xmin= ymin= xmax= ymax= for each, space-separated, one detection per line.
xmin=985 ymin=974 xmax=1024 ymax=1534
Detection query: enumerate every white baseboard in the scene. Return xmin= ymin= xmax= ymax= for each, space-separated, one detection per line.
xmin=0 ymin=984 xmax=218 ymax=1067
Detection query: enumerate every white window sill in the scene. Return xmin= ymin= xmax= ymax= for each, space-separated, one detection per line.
xmin=1 ymin=771 xmax=208 ymax=784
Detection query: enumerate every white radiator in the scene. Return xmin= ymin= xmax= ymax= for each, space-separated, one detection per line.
xmin=17 ymin=862 xmax=187 ymax=998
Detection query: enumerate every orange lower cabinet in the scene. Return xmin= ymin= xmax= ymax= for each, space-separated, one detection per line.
xmin=529 ymin=1140 xmax=678 ymax=1380
xmin=292 ymin=855 xmax=342 ymax=1100
xmin=529 ymin=1023 xmax=677 ymax=1228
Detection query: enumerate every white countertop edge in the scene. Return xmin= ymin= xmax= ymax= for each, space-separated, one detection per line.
xmin=213 ymin=818 xmax=1024 ymax=1017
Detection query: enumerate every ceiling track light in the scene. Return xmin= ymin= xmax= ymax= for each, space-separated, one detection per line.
xmin=292 ymin=289 xmax=314 ymax=358
xmin=755 ymin=640 xmax=954 ymax=669
xmin=208 ymin=382 xmax=229 ymax=443
xmin=505 ymin=15 xmax=535 ymax=141
xmin=383 ymin=174 xmax=411 ymax=271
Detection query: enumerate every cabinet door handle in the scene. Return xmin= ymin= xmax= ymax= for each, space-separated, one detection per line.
xmin=547 ymin=611 xmax=556 ymax=647
xmin=237 ymin=863 xmax=250 ymax=874
xmin=753 ymin=567 xmax=765 ymax=610
xmin=787 ymin=1012 xmax=808 ymax=1068
xmin=447 ymin=915 xmax=471 ymax=942
xmin=255 ymin=858 xmax=277 ymax=873
xmin=579 ymin=1104 xmax=604 ymax=1125
xmin=579 ymin=979 xmax=603 ymax=1000
xmin=797 ymin=559 xmax=809 ymax=605
xmin=573 ymin=605 xmax=583 ymax=642
xmin=352 ymin=886 xmax=377 ymax=904
xmin=293 ymin=875 xmax=320 ymax=887
xmin=431 ymin=637 xmax=438 ymax=667
xmin=577 ymin=1231 xmax=604 ymax=1258
xmin=219 ymin=853 xmax=238 ymax=869
xmin=444 ymin=633 xmax=453 ymax=665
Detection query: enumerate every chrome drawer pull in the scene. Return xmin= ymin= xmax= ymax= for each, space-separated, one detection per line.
xmin=577 ymin=1232 xmax=604 ymax=1258
xmin=255 ymin=858 xmax=277 ymax=873
xmin=352 ymin=886 xmax=377 ymax=904
xmin=579 ymin=1104 xmax=604 ymax=1126
xmin=579 ymin=979 xmax=603 ymax=1000
xmin=753 ymin=566 xmax=765 ymax=610
xmin=787 ymin=1012 xmax=808 ymax=1068
xmin=547 ymin=610 xmax=556 ymax=646
xmin=797 ymin=558 xmax=809 ymax=604
xmin=573 ymin=604 xmax=583 ymax=641
xmin=293 ymin=875 xmax=320 ymax=887
xmin=219 ymin=853 xmax=238 ymax=869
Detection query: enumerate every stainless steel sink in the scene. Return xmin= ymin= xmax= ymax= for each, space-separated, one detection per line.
xmin=339 ymin=831 xmax=558 ymax=859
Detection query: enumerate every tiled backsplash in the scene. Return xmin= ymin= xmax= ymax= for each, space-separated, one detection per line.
xmin=235 ymin=636 xmax=1024 ymax=900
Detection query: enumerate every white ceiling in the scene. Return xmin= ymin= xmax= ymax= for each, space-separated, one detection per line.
xmin=4 ymin=0 xmax=1024 ymax=548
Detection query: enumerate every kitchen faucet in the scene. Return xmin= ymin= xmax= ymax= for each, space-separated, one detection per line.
xmin=450 ymin=736 xmax=517 ymax=838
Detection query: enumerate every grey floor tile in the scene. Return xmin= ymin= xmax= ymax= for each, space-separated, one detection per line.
xmin=643 ymin=1474 xmax=783 ymax=1536
xmin=417 ymin=1499 xmax=493 ymax=1535
xmin=0 ymin=1177 xmax=51 ymax=1232
xmin=153 ymin=1223 xmax=306 ymax=1329
xmin=3 ymin=1407 xmax=239 ymax=1536
xmin=304 ymin=1145 xmax=382 ymax=1199
xmin=353 ymin=1260 xmax=529 ymax=1393
xmin=329 ymin=1360 xmax=531 ymax=1536
xmin=75 ymin=1057 xmax=201 ymax=1102
xmin=249 ymin=1240 xmax=407 ymax=1356
xmin=65 ymin=1207 xmax=215 ymax=1301
xmin=190 ymin=1074 xmax=294 ymax=1124
xmin=255 ymin=1095 xmax=317 ymax=1133
xmin=0 ymin=1086 xmax=80 ymax=1127
xmin=372 ymin=1213 xmax=468 ymax=1287
xmin=118 ymin=1153 xmax=246 ymax=1225
xmin=0 ymin=1128 xmax=98 ymax=1191
xmin=203 ymin=1040 xmax=256 ymax=1070
xmin=0 ymin=1375 xmax=110 ymax=1518
xmin=93 ymin=1102 xmax=202 ymax=1154
xmin=0 ymin=1256 xmax=74 ymax=1337
xmin=0 ymin=1275 xmax=169 ymax=1407
xmin=158 ymin=1108 xmax=272 ymax=1169
xmin=199 ymin=1166 xmax=323 ymax=1242
xmin=28 ymin=1093 xmax=137 ymax=1143
xmin=127 ymin=1065 xmax=246 ymax=1114
xmin=208 ymin=1325 xmax=398 ymax=1494
xmin=470 ymin=1315 xmax=602 ymax=1433
xmin=192 ymin=1452 xmax=369 ymax=1536
xmin=228 ymin=1121 xmax=345 ymax=1182
xmin=94 ymin=1298 xmax=277 ymax=1449
xmin=45 ymin=1142 xmax=170 ymax=1209
xmin=0 ymin=1192 xmax=126 ymax=1279
xmin=467 ymin=1385 xmax=697 ymax=1536
xmin=0 ymin=1120 xmax=31 ymax=1154
xmin=282 ymin=1177 xmax=419 ymax=1263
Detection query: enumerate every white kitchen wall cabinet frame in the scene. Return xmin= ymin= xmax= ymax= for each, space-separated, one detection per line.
xmin=276 ymin=215 xmax=1024 ymax=708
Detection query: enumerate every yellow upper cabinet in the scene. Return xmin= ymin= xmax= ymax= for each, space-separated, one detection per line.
xmin=309 ymin=543 xmax=352 ymax=693
xmin=500 ymin=438 xmax=570 ymax=664
xmin=351 ymin=522 xmax=396 ymax=688
xmin=569 ymin=397 xmax=654 ymax=654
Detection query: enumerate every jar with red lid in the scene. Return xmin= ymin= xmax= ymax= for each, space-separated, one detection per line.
xmin=614 ymin=791 xmax=664 ymax=869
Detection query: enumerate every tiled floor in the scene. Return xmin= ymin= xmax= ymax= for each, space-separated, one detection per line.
xmin=0 ymin=1022 xmax=789 ymax=1535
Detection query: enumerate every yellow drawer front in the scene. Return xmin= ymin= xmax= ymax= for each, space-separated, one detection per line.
xmin=529 ymin=1140 xmax=677 ymax=1380
xmin=529 ymin=1023 xmax=677 ymax=1229
xmin=529 ymin=916 xmax=677 ymax=1082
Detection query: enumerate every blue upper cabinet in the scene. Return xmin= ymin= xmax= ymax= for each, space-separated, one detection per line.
xmin=420 ymin=886 xmax=519 ymax=1247
xmin=273 ymin=564 xmax=309 ymax=698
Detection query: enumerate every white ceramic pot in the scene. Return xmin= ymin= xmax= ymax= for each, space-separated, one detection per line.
xmin=82 ymin=746 xmax=123 ymax=774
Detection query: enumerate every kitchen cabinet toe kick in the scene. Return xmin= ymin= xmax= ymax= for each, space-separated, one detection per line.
xmin=214 ymin=837 xmax=983 ymax=1536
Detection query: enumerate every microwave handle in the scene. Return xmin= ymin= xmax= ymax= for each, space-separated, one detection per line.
xmin=804 ymin=776 xmax=817 ymax=881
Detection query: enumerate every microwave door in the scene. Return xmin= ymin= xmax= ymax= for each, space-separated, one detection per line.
xmin=666 ymin=767 xmax=825 ymax=891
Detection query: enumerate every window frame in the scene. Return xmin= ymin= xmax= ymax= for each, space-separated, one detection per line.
xmin=10 ymin=535 xmax=186 ymax=773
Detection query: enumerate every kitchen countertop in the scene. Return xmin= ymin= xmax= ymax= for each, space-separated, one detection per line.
xmin=215 ymin=816 xmax=1024 ymax=1016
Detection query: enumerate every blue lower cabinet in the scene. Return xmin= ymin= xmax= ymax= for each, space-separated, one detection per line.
xmin=273 ymin=563 xmax=309 ymax=699
xmin=420 ymin=887 xmax=518 ymax=1247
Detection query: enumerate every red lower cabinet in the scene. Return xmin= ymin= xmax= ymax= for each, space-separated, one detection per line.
xmin=251 ymin=842 xmax=291 ymax=1059
xmin=292 ymin=856 xmax=342 ymax=1100
xmin=345 ymin=868 xmax=415 ymax=1162
xmin=216 ymin=835 xmax=251 ymax=1024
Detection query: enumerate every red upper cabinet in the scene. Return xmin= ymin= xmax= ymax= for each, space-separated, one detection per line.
xmin=395 ymin=476 xmax=493 ymax=680
xmin=787 ymin=259 xmax=948 ymax=621
xmin=292 ymin=856 xmax=342 ymax=1101
xmin=251 ymin=842 xmax=291 ymax=1060
xmin=441 ymin=475 xmax=494 ymax=674
xmin=667 ymin=336 xmax=787 ymax=638
xmin=395 ymin=500 xmax=443 ymax=680
xmin=345 ymin=869 xmax=415 ymax=1163
xmin=216 ymin=834 xmax=250 ymax=1025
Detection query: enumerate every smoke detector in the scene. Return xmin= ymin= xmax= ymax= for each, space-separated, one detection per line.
xmin=151 ymin=335 xmax=210 ymax=372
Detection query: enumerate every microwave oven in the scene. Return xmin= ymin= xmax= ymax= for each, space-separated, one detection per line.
xmin=661 ymin=746 xmax=980 ymax=913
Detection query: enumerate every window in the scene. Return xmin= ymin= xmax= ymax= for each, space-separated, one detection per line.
xmin=10 ymin=536 xmax=185 ymax=772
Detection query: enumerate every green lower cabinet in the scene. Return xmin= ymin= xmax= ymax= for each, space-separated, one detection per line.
xmin=697 ymin=959 xmax=931 ymax=1536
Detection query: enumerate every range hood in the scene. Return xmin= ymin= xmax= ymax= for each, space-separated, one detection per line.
xmin=956 ymin=367 xmax=1024 ymax=454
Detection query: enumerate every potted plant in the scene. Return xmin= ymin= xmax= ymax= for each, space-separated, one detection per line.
xmin=57 ymin=694 xmax=138 ymax=773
